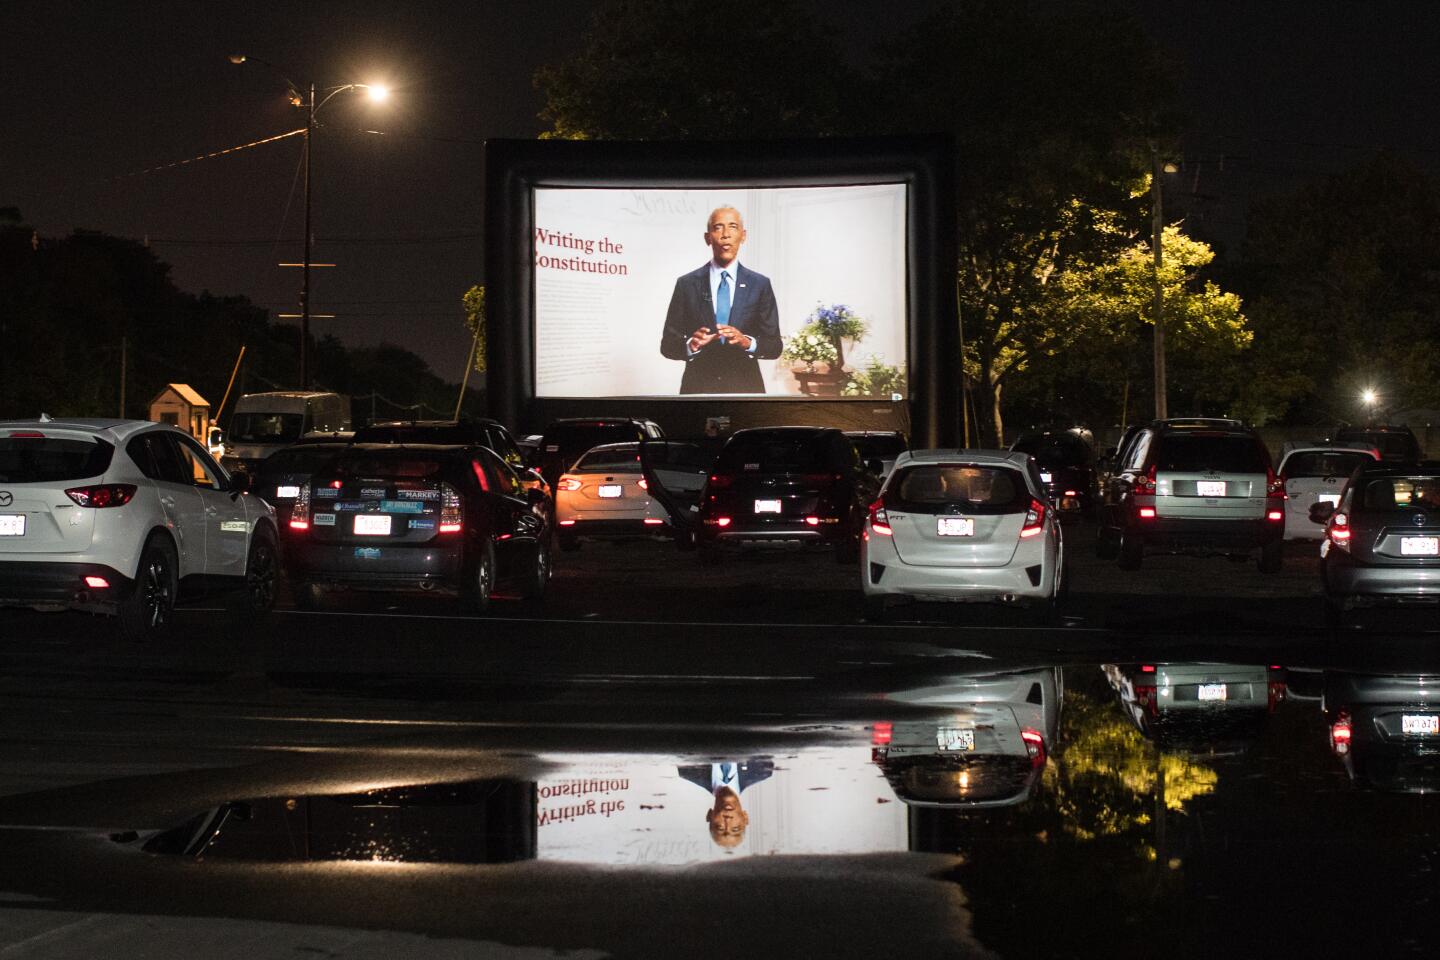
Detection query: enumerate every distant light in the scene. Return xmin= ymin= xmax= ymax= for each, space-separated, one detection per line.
xmin=366 ymin=83 xmax=390 ymax=103
xmin=1361 ymin=388 xmax=1378 ymax=406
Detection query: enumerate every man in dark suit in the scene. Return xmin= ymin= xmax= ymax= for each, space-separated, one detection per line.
xmin=659 ymin=206 xmax=783 ymax=394
xmin=677 ymin=758 xmax=775 ymax=849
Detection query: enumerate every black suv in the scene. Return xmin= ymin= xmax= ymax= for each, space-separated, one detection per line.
xmin=1333 ymin=424 xmax=1423 ymax=466
xmin=1097 ymin=418 xmax=1285 ymax=571
xmin=1010 ymin=430 xmax=1100 ymax=518
xmin=531 ymin=418 xmax=664 ymax=490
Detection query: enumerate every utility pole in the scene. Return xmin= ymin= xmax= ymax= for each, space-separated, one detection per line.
xmin=1152 ymin=149 xmax=1168 ymax=419
xmin=301 ymin=81 xmax=314 ymax=390
xmin=119 ymin=336 xmax=127 ymax=418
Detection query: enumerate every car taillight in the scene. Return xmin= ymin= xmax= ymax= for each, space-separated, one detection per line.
xmin=1133 ymin=465 xmax=1157 ymax=495
xmin=643 ymin=517 xmax=664 ymax=525
xmin=715 ymin=517 xmax=732 ymax=527
xmin=868 ymin=498 xmax=892 ymax=536
xmin=1268 ymin=680 xmax=1287 ymax=713
xmin=1266 ymin=466 xmax=1286 ymax=499
xmin=1020 ymin=728 xmax=1046 ymax=768
xmin=1330 ymin=511 xmax=1352 ymax=548
xmin=707 ymin=473 xmax=733 ymax=489
xmin=557 ymin=476 xmax=583 ymax=492
xmin=7 ymin=431 xmax=45 ymax=439
xmin=83 ymin=576 xmax=110 ymax=589
xmin=1019 ymin=498 xmax=1046 ymax=538
xmin=290 ymin=485 xmax=311 ymax=530
xmin=638 ymin=477 xmax=648 ymax=490
xmin=1133 ymin=683 xmax=1159 ymax=717
xmin=872 ymin=722 xmax=893 ymax=746
xmin=1330 ymin=709 xmax=1352 ymax=755
xmin=1138 ymin=506 xmax=1157 ymax=519
xmin=439 ymin=482 xmax=463 ymax=533
xmin=65 ymin=484 xmax=137 ymax=508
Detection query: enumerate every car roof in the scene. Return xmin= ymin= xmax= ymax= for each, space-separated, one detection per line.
xmin=1279 ymin=445 xmax=1379 ymax=459
xmin=0 ymin=418 xmax=183 ymax=441
xmin=545 ymin=417 xmax=652 ymax=428
xmin=897 ymin=449 xmax=1030 ymax=468
xmin=1354 ymin=460 xmax=1440 ymax=477
xmin=577 ymin=441 xmax=639 ymax=453
xmin=730 ymin=425 xmax=834 ymax=436
xmin=363 ymin=418 xmax=502 ymax=429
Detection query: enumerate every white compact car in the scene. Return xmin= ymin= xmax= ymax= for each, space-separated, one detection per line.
xmin=0 ymin=418 xmax=279 ymax=639
xmin=860 ymin=450 xmax=1064 ymax=621
xmin=1277 ymin=445 xmax=1379 ymax=540
xmin=554 ymin=442 xmax=668 ymax=549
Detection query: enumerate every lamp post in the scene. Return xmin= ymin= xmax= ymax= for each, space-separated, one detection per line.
xmin=1151 ymin=150 xmax=1178 ymax=420
xmin=229 ymin=55 xmax=388 ymax=389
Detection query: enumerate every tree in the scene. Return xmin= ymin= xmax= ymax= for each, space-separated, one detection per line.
xmin=462 ymin=284 xmax=486 ymax=374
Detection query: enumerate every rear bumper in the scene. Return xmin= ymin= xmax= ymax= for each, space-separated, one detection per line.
xmin=701 ymin=525 xmax=841 ymax=549
xmin=286 ymin=540 xmax=464 ymax=589
xmin=1326 ymin=559 xmax=1440 ymax=598
xmin=1132 ymin=517 xmax=1282 ymax=551
xmin=862 ymin=537 xmax=1053 ymax=602
xmin=558 ymin=518 xmax=667 ymax=539
xmin=0 ymin=561 xmax=133 ymax=612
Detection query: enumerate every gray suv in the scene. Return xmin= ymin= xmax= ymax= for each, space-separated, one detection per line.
xmin=1097 ymin=418 xmax=1285 ymax=572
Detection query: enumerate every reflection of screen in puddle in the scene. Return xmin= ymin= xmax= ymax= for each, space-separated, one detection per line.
xmin=533 ymin=184 xmax=908 ymax=399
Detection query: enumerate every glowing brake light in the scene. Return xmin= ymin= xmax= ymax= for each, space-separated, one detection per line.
xmin=557 ymin=476 xmax=583 ymax=492
xmin=1020 ymin=728 xmax=1047 ymax=767
xmin=439 ymin=482 xmax=463 ymax=533
xmin=1133 ymin=465 xmax=1157 ymax=495
xmin=65 ymin=484 xmax=137 ymax=508
xmin=643 ymin=517 xmax=664 ymax=525
xmin=7 ymin=431 xmax=45 ymax=438
xmin=716 ymin=517 xmax=732 ymax=527
xmin=638 ymin=477 xmax=648 ymax=490
xmin=83 ymin=576 xmax=110 ymax=589
xmin=1330 ymin=511 xmax=1352 ymax=546
xmin=872 ymin=722 xmax=893 ymax=746
xmin=804 ymin=516 xmax=821 ymax=526
xmin=1267 ymin=509 xmax=1285 ymax=522
xmin=289 ymin=484 xmax=311 ymax=530
xmin=868 ymin=499 xmax=892 ymax=536
xmin=1019 ymin=498 xmax=1046 ymax=538
xmin=1330 ymin=710 xmax=1352 ymax=755
xmin=1138 ymin=507 xmax=1157 ymax=519
xmin=707 ymin=473 xmax=733 ymax=489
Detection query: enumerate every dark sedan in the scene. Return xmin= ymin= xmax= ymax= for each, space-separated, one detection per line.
xmin=284 ymin=444 xmax=551 ymax=611
xmin=251 ymin=439 xmax=353 ymax=537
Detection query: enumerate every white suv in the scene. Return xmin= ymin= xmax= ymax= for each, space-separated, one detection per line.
xmin=0 ymin=418 xmax=279 ymax=639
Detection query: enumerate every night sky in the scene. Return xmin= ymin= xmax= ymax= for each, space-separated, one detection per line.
xmin=5 ymin=1 xmax=1439 ymax=383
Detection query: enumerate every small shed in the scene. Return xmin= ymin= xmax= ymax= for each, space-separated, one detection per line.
xmin=148 ymin=383 xmax=210 ymax=443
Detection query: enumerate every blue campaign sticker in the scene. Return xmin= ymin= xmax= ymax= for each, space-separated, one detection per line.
xmin=354 ymin=547 xmax=382 ymax=560
xmin=360 ymin=487 xmax=388 ymax=499
xmin=333 ymin=501 xmax=368 ymax=512
xmin=380 ymin=500 xmax=426 ymax=514
xmin=315 ymin=487 xmax=339 ymax=499
xmin=313 ymin=513 xmax=336 ymax=526
xmin=409 ymin=518 xmax=436 ymax=530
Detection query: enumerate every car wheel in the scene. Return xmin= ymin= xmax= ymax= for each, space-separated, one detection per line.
xmin=1258 ymin=540 xmax=1284 ymax=574
xmin=558 ymin=531 xmax=581 ymax=552
xmin=1117 ymin=531 xmax=1143 ymax=571
xmin=463 ymin=541 xmax=496 ymax=613
xmin=227 ymin=528 xmax=278 ymax=628
xmin=116 ymin=535 xmax=178 ymax=642
xmin=863 ymin=594 xmax=889 ymax=623
xmin=1040 ymin=561 xmax=1070 ymax=626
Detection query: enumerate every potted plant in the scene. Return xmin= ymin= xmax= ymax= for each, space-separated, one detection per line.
xmin=841 ymin=356 xmax=908 ymax=400
xmin=781 ymin=304 xmax=869 ymax=396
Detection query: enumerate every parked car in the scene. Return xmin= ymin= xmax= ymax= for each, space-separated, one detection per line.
xmin=1010 ymin=429 xmax=1100 ymax=518
xmin=844 ymin=430 xmax=909 ymax=479
xmin=1277 ymin=444 xmax=1379 ymax=541
xmin=352 ymin=418 xmax=527 ymax=470
xmin=694 ymin=426 xmax=880 ymax=563
xmin=554 ymin=442 xmax=669 ymax=549
xmin=1312 ymin=461 xmax=1440 ymax=626
xmin=1333 ymin=424 xmax=1423 ymax=465
xmin=531 ymin=418 xmax=664 ymax=490
xmin=250 ymin=437 xmax=355 ymax=537
xmin=0 ymin=418 xmax=278 ymax=639
xmin=1103 ymin=662 xmax=1285 ymax=753
xmin=1096 ymin=418 xmax=1284 ymax=572
xmin=1325 ymin=669 xmax=1440 ymax=792
xmin=284 ymin=444 xmax=551 ymax=611
xmin=872 ymin=667 xmax=1061 ymax=808
xmin=861 ymin=449 xmax=1064 ymax=621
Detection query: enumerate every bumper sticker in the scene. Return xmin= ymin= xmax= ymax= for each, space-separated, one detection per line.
xmin=354 ymin=547 xmax=382 ymax=560
xmin=313 ymin=513 xmax=336 ymax=526
xmin=409 ymin=518 xmax=436 ymax=530
xmin=380 ymin=500 xmax=426 ymax=514
xmin=315 ymin=487 xmax=339 ymax=498
xmin=396 ymin=489 xmax=439 ymax=500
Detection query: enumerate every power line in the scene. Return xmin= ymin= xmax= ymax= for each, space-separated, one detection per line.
xmin=99 ymin=129 xmax=306 ymax=183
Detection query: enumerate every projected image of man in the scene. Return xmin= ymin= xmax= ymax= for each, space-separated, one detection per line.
xmin=659 ymin=207 xmax=782 ymax=394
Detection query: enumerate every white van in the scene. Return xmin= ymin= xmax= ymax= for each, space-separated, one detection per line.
xmin=222 ymin=392 xmax=351 ymax=471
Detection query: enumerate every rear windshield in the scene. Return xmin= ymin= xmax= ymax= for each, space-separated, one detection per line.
xmin=328 ymin=454 xmax=444 ymax=479
xmin=1012 ymin=435 xmax=1093 ymax=468
xmin=1337 ymin=432 xmax=1418 ymax=461
xmin=1282 ymin=451 xmax=1370 ymax=479
xmin=260 ymin=446 xmax=347 ymax=476
xmin=715 ymin=435 xmax=829 ymax=474
xmin=848 ymin=434 xmax=907 ymax=459
xmin=574 ymin=444 xmax=641 ymax=472
xmin=1155 ymin=435 xmax=1269 ymax=474
xmin=0 ymin=436 xmax=115 ymax=483
xmin=887 ymin=465 xmax=1030 ymax=513
xmin=540 ymin=425 xmax=641 ymax=460
xmin=231 ymin=412 xmax=304 ymax=445
xmin=1358 ymin=477 xmax=1440 ymax=512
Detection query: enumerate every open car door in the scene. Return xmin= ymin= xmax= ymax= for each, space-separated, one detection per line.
xmin=638 ymin=438 xmax=724 ymax=548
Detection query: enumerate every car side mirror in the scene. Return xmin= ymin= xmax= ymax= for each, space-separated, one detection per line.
xmin=1309 ymin=502 xmax=1335 ymax=524
xmin=228 ymin=471 xmax=251 ymax=495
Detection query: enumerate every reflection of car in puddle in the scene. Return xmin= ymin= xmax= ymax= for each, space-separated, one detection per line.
xmin=871 ymin=668 xmax=1061 ymax=808
xmin=1325 ymin=671 xmax=1440 ymax=793
xmin=131 ymin=780 xmax=537 ymax=863
xmin=1102 ymin=662 xmax=1285 ymax=754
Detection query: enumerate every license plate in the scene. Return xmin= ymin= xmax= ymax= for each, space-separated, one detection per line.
xmin=1040 ymin=472 xmax=1052 ymax=483
xmin=937 ymin=517 xmax=974 ymax=536
xmin=936 ymin=727 xmax=975 ymax=751
xmin=354 ymin=514 xmax=392 ymax=536
xmin=276 ymin=485 xmax=300 ymax=499
xmin=1402 ymin=537 xmax=1440 ymax=556
xmin=1197 ymin=481 xmax=1226 ymax=497
xmin=598 ymin=484 xmax=623 ymax=498
xmin=754 ymin=499 xmax=782 ymax=514
xmin=1197 ymin=683 xmax=1228 ymax=701
xmin=1402 ymin=714 xmax=1439 ymax=735
xmin=1318 ymin=493 xmax=1340 ymax=506
xmin=0 ymin=514 xmax=24 ymax=537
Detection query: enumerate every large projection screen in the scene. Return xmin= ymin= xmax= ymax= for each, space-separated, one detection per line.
xmin=484 ymin=137 xmax=957 ymax=446
xmin=533 ymin=185 xmax=908 ymax=400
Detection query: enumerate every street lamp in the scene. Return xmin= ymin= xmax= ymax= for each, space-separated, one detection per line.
xmin=230 ymin=54 xmax=389 ymax=389
xmin=1361 ymin=388 xmax=1379 ymax=418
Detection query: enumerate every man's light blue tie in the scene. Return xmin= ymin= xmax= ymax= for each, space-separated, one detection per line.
xmin=720 ymin=762 xmax=736 ymax=785
xmin=715 ymin=270 xmax=732 ymax=342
